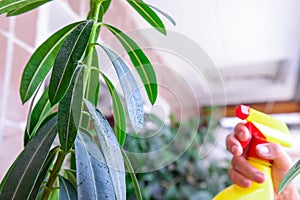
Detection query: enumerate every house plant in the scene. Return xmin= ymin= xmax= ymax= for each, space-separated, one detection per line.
xmin=125 ymin=113 xmax=231 ymax=200
xmin=0 ymin=0 xmax=174 ymax=199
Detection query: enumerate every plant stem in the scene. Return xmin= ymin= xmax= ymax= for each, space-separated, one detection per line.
xmin=86 ymin=1 xmax=102 ymax=68
xmin=41 ymin=150 xmax=66 ymax=200
xmin=83 ymin=0 xmax=104 ymax=103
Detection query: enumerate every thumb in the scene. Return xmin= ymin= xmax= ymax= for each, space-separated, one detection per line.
xmin=256 ymin=143 xmax=292 ymax=169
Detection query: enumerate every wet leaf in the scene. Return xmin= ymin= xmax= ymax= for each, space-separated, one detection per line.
xmin=84 ymin=100 xmax=126 ymax=200
xmin=24 ymin=86 xmax=54 ymax=146
xmin=100 ymin=45 xmax=143 ymax=132
xmin=75 ymin=131 xmax=122 ymax=200
xmin=20 ymin=21 xmax=82 ymax=103
xmin=49 ymin=20 xmax=93 ymax=104
xmin=102 ymin=74 xmax=127 ymax=146
xmin=29 ymin=146 xmax=60 ymax=199
xmin=59 ymin=175 xmax=78 ymax=200
xmin=103 ymin=24 xmax=157 ymax=105
xmin=85 ymin=48 xmax=100 ymax=106
xmin=58 ymin=66 xmax=85 ymax=153
xmin=0 ymin=114 xmax=57 ymax=200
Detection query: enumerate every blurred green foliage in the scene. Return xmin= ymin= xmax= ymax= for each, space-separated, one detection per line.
xmin=124 ymin=113 xmax=232 ymax=200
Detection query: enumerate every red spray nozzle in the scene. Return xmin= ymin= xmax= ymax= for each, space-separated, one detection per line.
xmin=235 ymin=105 xmax=250 ymax=120
xmin=234 ymin=105 xmax=292 ymax=162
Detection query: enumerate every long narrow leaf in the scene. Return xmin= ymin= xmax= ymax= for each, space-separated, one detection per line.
xmin=278 ymin=159 xmax=300 ymax=194
xmin=29 ymin=146 xmax=60 ymax=199
xmin=0 ymin=157 xmax=18 ymax=196
xmin=58 ymin=66 xmax=84 ymax=153
xmin=102 ymin=74 xmax=127 ymax=146
xmin=121 ymin=149 xmax=142 ymax=200
xmin=27 ymin=87 xmax=51 ymax=133
xmin=103 ymin=24 xmax=157 ymax=105
xmin=75 ymin=131 xmax=116 ymax=200
xmin=59 ymin=175 xmax=78 ymax=200
xmin=84 ymin=100 xmax=126 ymax=200
xmin=147 ymin=4 xmax=176 ymax=26
xmin=100 ymin=45 xmax=143 ymax=132
xmin=127 ymin=0 xmax=166 ymax=35
xmin=85 ymin=48 xmax=100 ymax=106
xmin=49 ymin=189 xmax=59 ymax=200
xmin=80 ymin=110 xmax=92 ymax=130
xmin=24 ymin=83 xmax=42 ymax=145
xmin=0 ymin=114 xmax=57 ymax=200
xmin=7 ymin=0 xmax=52 ymax=16
xmin=20 ymin=21 xmax=82 ymax=103
xmin=24 ymin=86 xmax=54 ymax=146
xmin=0 ymin=0 xmax=50 ymax=15
xmin=49 ymin=20 xmax=93 ymax=105
xmin=63 ymin=169 xmax=77 ymax=189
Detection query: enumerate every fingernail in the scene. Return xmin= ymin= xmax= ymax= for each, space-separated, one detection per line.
xmin=237 ymin=131 xmax=247 ymax=141
xmin=243 ymin=179 xmax=251 ymax=187
xmin=231 ymin=145 xmax=238 ymax=154
xmin=254 ymin=173 xmax=265 ymax=183
xmin=257 ymin=144 xmax=270 ymax=156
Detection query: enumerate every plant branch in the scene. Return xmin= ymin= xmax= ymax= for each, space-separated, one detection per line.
xmin=41 ymin=150 xmax=66 ymax=200
xmin=83 ymin=1 xmax=104 ymax=104
xmin=86 ymin=1 xmax=102 ymax=68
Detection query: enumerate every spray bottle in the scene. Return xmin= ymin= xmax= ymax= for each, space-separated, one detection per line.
xmin=213 ymin=105 xmax=291 ymax=200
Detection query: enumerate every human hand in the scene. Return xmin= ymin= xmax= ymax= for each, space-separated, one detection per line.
xmin=226 ymin=123 xmax=299 ymax=199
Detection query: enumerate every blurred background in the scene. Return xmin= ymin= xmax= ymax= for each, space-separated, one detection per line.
xmin=1 ymin=0 xmax=300 ymax=199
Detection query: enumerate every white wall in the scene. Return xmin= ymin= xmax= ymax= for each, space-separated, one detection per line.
xmin=141 ymin=0 xmax=300 ymax=106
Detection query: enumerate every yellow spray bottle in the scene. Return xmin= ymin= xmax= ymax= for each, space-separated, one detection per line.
xmin=213 ymin=105 xmax=292 ymax=200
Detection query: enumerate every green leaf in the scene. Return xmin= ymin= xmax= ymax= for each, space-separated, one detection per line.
xmin=85 ymin=48 xmax=100 ymax=106
xmin=0 ymin=113 xmax=57 ymax=200
xmin=70 ymin=151 xmax=76 ymax=171
xmin=278 ymin=159 xmax=300 ymax=194
xmin=100 ymin=45 xmax=143 ymax=133
xmin=7 ymin=0 xmax=52 ymax=16
xmin=24 ymin=86 xmax=54 ymax=146
xmin=63 ymin=169 xmax=77 ymax=189
xmin=20 ymin=21 xmax=82 ymax=103
xmin=0 ymin=0 xmax=51 ymax=15
xmin=84 ymin=100 xmax=126 ymax=200
xmin=0 ymin=157 xmax=18 ymax=196
xmin=127 ymin=0 xmax=166 ymax=35
xmin=24 ymin=83 xmax=42 ymax=145
xmin=49 ymin=20 xmax=93 ymax=105
xmin=147 ymin=3 xmax=176 ymax=26
xmin=29 ymin=146 xmax=59 ymax=199
xmin=103 ymin=24 xmax=157 ymax=105
xmin=121 ymin=148 xmax=142 ymax=200
xmin=102 ymin=74 xmax=127 ymax=146
xmin=58 ymin=66 xmax=85 ymax=153
xmin=49 ymin=188 xmax=59 ymax=200
xmin=75 ymin=131 xmax=122 ymax=199
xmin=59 ymin=175 xmax=78 ymax=200
xmin=27 ymin=86 xmax=50 ymax=133
xmin=80 ymin=111 xmax=92 ymax=130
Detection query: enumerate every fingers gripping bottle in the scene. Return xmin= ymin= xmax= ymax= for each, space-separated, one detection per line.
xmin=213 ymin=105 xmax=291 ymax=200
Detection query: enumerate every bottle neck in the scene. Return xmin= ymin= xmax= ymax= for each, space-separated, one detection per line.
xmin=248 ymin=157 xmax=272 ymax=167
